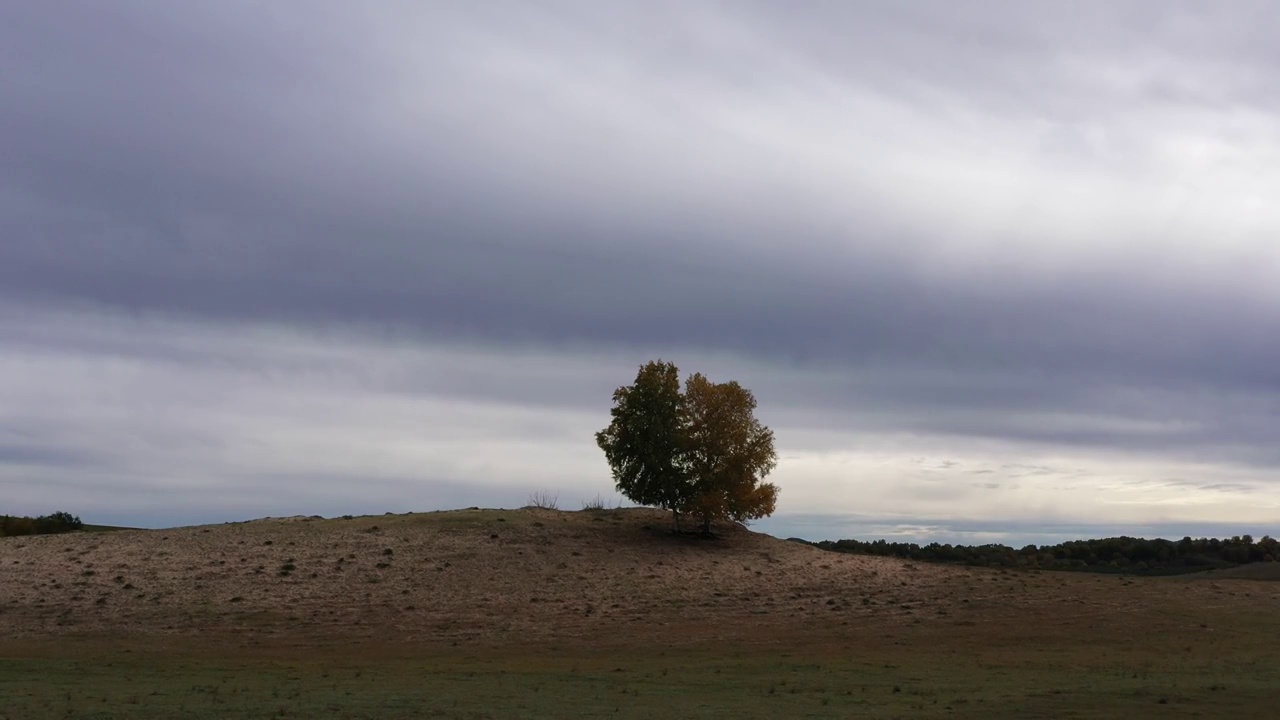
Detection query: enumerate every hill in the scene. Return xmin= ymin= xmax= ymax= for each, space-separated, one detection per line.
xmin=3 ymin=506 xmax=1274 ymax=649
xmin=2 ymin=506 xmax=976 ymax=646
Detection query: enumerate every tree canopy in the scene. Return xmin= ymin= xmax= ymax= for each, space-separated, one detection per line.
xmin=596 ymin=360 xmax=778 ymax=534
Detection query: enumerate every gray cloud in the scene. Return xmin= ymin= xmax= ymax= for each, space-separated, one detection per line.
xmin=0 ymin=443 xmax=99 ymax=469
xmin=4 ymin=2 xmax=1280 ymax=537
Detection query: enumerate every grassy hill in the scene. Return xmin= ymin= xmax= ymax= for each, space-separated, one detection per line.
xmin=0 ymin=507 xmax=981 ymax=644
xmin=2 ymin=507 xmax=1280 ymax=718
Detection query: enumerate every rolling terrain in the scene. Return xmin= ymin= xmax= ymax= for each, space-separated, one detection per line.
xmin=2 ymin=507 xmax=1279 ymax=718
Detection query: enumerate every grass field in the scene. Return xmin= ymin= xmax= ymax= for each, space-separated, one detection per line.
xmin=3 ymin=509 xmax=1279 ymax=718
xmin=4 ymin=618 xmax=1277 ymax=720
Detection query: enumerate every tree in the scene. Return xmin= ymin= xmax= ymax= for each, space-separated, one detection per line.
xmin=596 ymin=361 xmax=779 ymax=535
xmin=682 ymin=373 xmax=778 ymax=534
xmin=36 ymin=511 xmax=82 ymax=533
xmin=595 ymin=360 xmax=694 ymax=530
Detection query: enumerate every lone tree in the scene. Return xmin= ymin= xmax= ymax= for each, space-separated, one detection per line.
xmin=595 ymin=360 xmax=779 ymax=534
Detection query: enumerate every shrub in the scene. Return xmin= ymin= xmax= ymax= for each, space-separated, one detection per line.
xmin=527 ymin=491 xmax=559 ymax=510
xmin=581 ymin=495 xmax=607 ymax=511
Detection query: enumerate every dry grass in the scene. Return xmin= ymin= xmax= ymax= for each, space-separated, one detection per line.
xmin=1 ymin=507 xmax=1273 ymax=647
xmin=0 ymin=507 xmax=967 ymax=645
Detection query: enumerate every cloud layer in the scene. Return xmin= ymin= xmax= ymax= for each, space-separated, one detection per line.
xmin=4 ymin=2 xmax=1280 ymax=542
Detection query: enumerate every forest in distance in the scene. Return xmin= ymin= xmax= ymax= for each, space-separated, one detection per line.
xmin=796 ymin=533 xmax=1280 ymax=575
xmin=0 ymin=511 xmax=82 ymax=537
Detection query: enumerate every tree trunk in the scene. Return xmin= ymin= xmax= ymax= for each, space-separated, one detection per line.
xmin=671 ymin=508 xmax=681 ymax=533
xmin=701 ymin=514 xmax=712 ymax=536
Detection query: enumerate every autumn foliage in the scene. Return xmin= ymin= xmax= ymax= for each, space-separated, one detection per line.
xmin=596 ymin=361 xmax=778 ymax=534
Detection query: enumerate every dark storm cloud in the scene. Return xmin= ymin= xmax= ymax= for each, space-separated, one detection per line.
xmin=4 ymin=0 xmax=1280 ymax=483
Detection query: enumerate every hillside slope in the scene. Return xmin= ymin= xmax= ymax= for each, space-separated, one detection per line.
xmin=0 ymin=507 xmax=1265 ymax=649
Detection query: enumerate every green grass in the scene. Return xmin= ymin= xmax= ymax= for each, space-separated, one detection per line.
xmin=1 ymin=651 xmax=1272 ymax=719
xmin=4 ymin=613 xmax=1278 ymax=720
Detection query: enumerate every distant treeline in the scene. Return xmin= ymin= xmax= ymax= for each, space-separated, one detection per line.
xmin=799 ymin=534 xmax=1280 ymax=575
xmin=0 ymin=511 xmax=84 ymax=538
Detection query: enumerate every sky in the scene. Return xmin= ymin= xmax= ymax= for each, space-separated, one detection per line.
xmin=3 ymin=1 xmax=1280 ymax=546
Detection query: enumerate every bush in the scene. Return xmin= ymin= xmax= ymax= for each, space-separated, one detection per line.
xmin=581 ymin=495 xmax=607 ymax=511
xmin=526 ymin=491 xmax=559 ymax=510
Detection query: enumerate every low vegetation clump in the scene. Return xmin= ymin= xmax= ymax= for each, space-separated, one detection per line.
xmin=0 ymin=511 xmax=83 ymax=537
xmin=525 ymin=491 xmax=559 ymax=510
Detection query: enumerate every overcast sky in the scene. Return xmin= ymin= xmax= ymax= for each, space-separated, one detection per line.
xmin=4 ymin=2 xmax=1279 ymax=545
